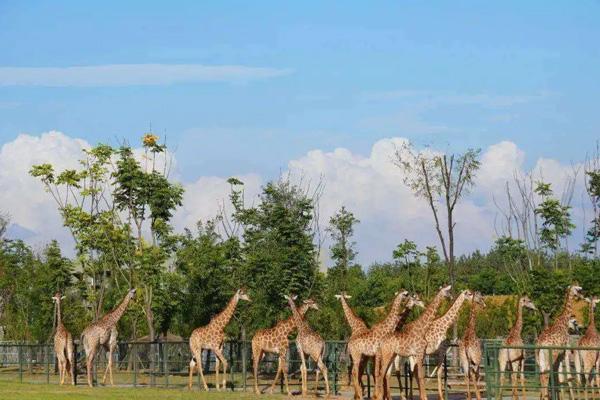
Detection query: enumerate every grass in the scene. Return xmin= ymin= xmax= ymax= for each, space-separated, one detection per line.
xmin=0 ymin=381 xmax=286 ymax=400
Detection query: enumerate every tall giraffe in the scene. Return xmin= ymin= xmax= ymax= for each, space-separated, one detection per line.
xmin=389 ymin=285 xmax=453 ymax=398
xmin=284 ymin=294 xmax=330 ymax=396
xmin=81 ymin=288 xmax=136 ymax=387
xmin=536 ymin=284 xmax=583 ymax=400
xmin=375 ymin=289 xmax=473 ymax=400
xmin=458 ymin=292 xmax=487 ymax=400
xmin=335 ymin=292 xmax=371 ymax=389
xmin=347 ymin=290 xmax=410 ymax=400
xmin=51 ymin=292 xmax=74 ymax=385
xmin=251 ymin=298 xmax=318 ymax=395
xmin=188 ymin=288 xmax=250 ymax=391
xmin=574 ymin=296 xmax=600 ymax=397
xmin=498 ymin=296 xmax=537 ymax=400
xmin=419 ymin=289 xmax=479 ymax=400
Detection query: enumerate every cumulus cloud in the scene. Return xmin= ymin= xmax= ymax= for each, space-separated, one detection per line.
xmin=0 ymin=131 xmax=587 ymax=265
xmin=0 ymin=64 xmax=293 ymax=87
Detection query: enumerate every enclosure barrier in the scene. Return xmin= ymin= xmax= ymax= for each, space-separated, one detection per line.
xmin=483 ymin=340 xmax=600 ymax=400
xmin=0 ymin=339 xmax=463 ymax=397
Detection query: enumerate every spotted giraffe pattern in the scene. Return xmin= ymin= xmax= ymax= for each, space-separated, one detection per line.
xmin=418 ymin=289 xmax=477 ymax=400
xmin=498 ymin=296 xmax=537 ymax=400
xmin=536 ymin=285 xmax=583 ymax=400
xmin=347 ymin=290 xmax=410 ymax=400
xmin=52 ymin=292 xmax=74 ymax=385
xmin=285 ymin=294 xmax=330 ymax=396
xmin=81 ymin=288 xmax=136 ymax=387
xmin=376 ymin=289 xmax=474 ymax=400
xmin=458 ymin=292 xmax=486 ymax=400
xmin=574 ymin=296 xmax=600 ymax=392
xmin=188 ymin=288 xmax=250 ymax=391
xmin=251 ymin=299 xmax=317 ymax=394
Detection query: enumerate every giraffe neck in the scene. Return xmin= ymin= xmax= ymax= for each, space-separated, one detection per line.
xmin=101 ymin=293 xmax=132 ymax=327
xmin=56 ymin=298 xmax=62 ymax=326
xmin=396 ymin=305 xmax=413 ymax=330
xmin=508 ymin=301 xmax=524 ymax=339
xmin=552 ymin=291 xmax=575 ymax=335
xmin=374 ymin=294 xmax=404 ymax=334
xmin=287 ymin=297 xmax=311 ymax=335
xmin=437 ymin=292 xmax=468 ymax=331
xmin=465 ymin=301 xmax=478 ymax=338
xmin=585 ymin=302 xmax=597 ymax=337
xmin=405 ymin=290 xmax=446 ymax=334
xmin=278 ymin=303 xmax=310 ymax=334
xmin=340 ymin=297 xmax=367 ymax=333
xmin=212 ymin=294 xmax=240 ymax=330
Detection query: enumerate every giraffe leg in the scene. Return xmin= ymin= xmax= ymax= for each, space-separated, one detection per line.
xmin=252 ymin=346 xmax=262 ymax=394
xmin=316 ymin=354 xmax=330 ymax=396
xmin=349 ymin=350 xmax=363 ymax=400
xmin=269 ymin=354 xmax=282 ymax=394
xmin=436 ymin=352 xmax=445 ymax=400
xmin=459 ymin=347 xmax=471 ymax=400
xmin=298 ymin=346 xmax=308 ymax=397
xmin=519 ymin=359 xmax=527 ymax=400
xmin=474 ymin=366 xmax=482 ymax=400
xmin=187 ymin=357 xmax=195 ymax=390
xmin=414 ymin=356 xmax=428 ymax=400
xmin=213 ymin=346 xmax=228 ymax=391
xmin=86 ymin=345 xmax=97 ymax=388
xmin=57 ymin=356 xmax=64 ymax=385
xmin=66 ymin=342 xmax=75 ymax=386
xmin=196 ymin=350 xmax=209 ymax=391
xmin=215 ymin=353 xmax=221 ymax=391
xmin=281 ymin=352 xmax=290 ymax=396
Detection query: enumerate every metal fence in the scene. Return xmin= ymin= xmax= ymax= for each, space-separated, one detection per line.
xmin=0 ymin=339 xmax=464 ymax=398
xmin=483 ymin=340 xmax=600 ymax=400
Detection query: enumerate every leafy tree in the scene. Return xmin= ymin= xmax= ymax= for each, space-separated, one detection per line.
xmin=326 ymin=206 xmax=359 ymax=293
xmin=534 ymin=181 xmax=575 ymax=268
xmin=394 ymin=143 xmax=481 ymax=286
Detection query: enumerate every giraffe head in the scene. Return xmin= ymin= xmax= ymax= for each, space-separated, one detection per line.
xmin=406 ymin=294 xmax=425 ymax=309
xmin=473 ymin=291 xmax=486 ymax=308
xmin=568 ymin=314 xmax=580 ymax=333
xmin=439 ymin=285 xmax=453 ymax=299
xmin=127 ymin=288 xmax=137 ymax=300
xmin=584 ymin=296 xmax=600 ymax=309
xmin=519 ymin=296 xmax=537 ymax=311
xmin=236 ymin=288 xmax=251 ymax=302
xmin=302 ymin=298 xmax=319 ymax=311
xmin=334 ymin=292 xmax=352 ymax=300
xmin=51 ymin=292 xmax=65 ymax=303
xmin=569 ymin=284 xmax=584 ymax=300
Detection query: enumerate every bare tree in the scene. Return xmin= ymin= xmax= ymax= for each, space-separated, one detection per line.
xmin=393 ymin=142 xmax=481 ymax=286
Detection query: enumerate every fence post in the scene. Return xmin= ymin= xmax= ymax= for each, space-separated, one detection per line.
xmin=164 ymin=341 xmax=169 ymax=388
xmin=73 ymin=342 xmax=77 ymax=386
xmin=133 ymin=343 xmax=137 ymax=387
xmin=46 ymin=344 xmax=50 ymax=384
xmin=18 ymin=344 xmax=23 ymax=383
xmin=548 ymin=348 xmax=555 ymax=400
xmin=444 ymin=352 xmax=449 ymax=400
xmin=333 ymin=345 xmax=338 ymax=395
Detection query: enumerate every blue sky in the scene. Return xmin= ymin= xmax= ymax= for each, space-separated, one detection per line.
xmin=1 ymin=1 xmax=598 ymax=180
xmin=0 ymin=1 xmax=598 ymax=262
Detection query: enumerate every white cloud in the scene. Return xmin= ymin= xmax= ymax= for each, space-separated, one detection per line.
xmin=0 ymin=131 xmax=586 ymax=265
xmin=0 ymin=64 xmax=293 ymax=87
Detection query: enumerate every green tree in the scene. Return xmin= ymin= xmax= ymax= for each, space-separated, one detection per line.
xmin=326 ymin=206 xmax=359 ymax=293
xmin=534 ymin=181 xmax=575 ymax=268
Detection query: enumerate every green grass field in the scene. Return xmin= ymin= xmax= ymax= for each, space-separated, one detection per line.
xmin=0 ymin=381 xmax=286 ymax=400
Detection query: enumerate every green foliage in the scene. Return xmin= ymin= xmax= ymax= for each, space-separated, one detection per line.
xmin=534 ymin=181 xmax=575 ymax=255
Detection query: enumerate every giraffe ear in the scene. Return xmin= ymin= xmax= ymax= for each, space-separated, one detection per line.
xmin=334 ymin=295 xmax=342 ymax=299
xmin=61 ymin=296 xmax=66 ymax=300
xmin=585 ymin=297 xmax=592 ymax=303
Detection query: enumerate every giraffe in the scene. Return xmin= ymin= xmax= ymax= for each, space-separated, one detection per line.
xmin=346 ymin=290 xmax=410 ymax=400
xmin=417 ymin=288 xmax=480 ymax=400
xmin=81 ymin=288 xmax=136 ymax=387
xmin=497 ymin=295 xmax=537 ymax=400
xmin=335 ymin=292 xmax=372 ymax=390
xmin=458 ymin=292 xmax=487 ymax=400
xmin=188 ymin=288 xmax=250 ymax=391
xmin=574 ymin=296 xmax=600 ymax=398
xmin=536 ymin=284 xmax=583 ymax=400
xmin=251 ymin=298 xmax=318 ymax=395
xmin=387 ymin=286 xmax=452 ymax=398
xmin=375 ymin=289 xmax=474 ymax=400
xmin=51 ymin=292 xmax=74 ymax=385
xmin=284 ymin=294 xmax=330 ymax=396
